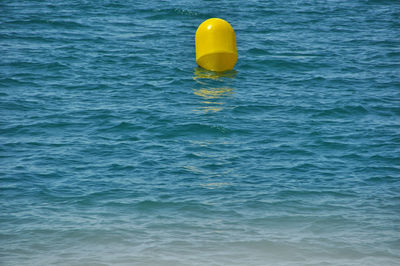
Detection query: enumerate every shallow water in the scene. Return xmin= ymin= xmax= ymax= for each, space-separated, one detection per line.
xmin=1 ymin=0 xmax=400 ymax=265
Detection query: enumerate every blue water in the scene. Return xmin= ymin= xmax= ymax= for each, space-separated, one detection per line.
xmin=1 ymin=0 xmax=400 ymax=265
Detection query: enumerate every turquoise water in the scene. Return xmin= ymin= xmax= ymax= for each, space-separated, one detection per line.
xmin=1 ymin=0 xmax=400 ymax=265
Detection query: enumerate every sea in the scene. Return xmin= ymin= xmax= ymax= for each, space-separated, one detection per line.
xmin=1 ymin=0 xmax=399 ymax=265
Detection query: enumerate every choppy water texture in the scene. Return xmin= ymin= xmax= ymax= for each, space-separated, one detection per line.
xmin=1 ymin=0 xmax=400 ymax=265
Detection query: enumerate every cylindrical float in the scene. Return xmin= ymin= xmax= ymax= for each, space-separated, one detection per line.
xmin=195 ymin=18 xmax=237 ymax=72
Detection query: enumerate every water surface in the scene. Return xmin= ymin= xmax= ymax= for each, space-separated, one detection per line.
xmin=1 ymin=0 xmax=400 ymax=265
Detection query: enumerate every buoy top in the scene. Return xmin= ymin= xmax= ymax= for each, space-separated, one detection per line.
xmin=195 ymin=18 xmax=237 ymax=72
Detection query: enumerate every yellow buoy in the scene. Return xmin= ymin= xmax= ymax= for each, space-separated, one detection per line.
xmin=195 ymin=18 xmax=237 ymax=72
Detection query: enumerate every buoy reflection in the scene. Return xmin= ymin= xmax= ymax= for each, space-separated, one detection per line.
xmin=193 ymin=68 xmax=236 ymax=113
xmin=193 ymin=67 xmax=237 ymax=81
